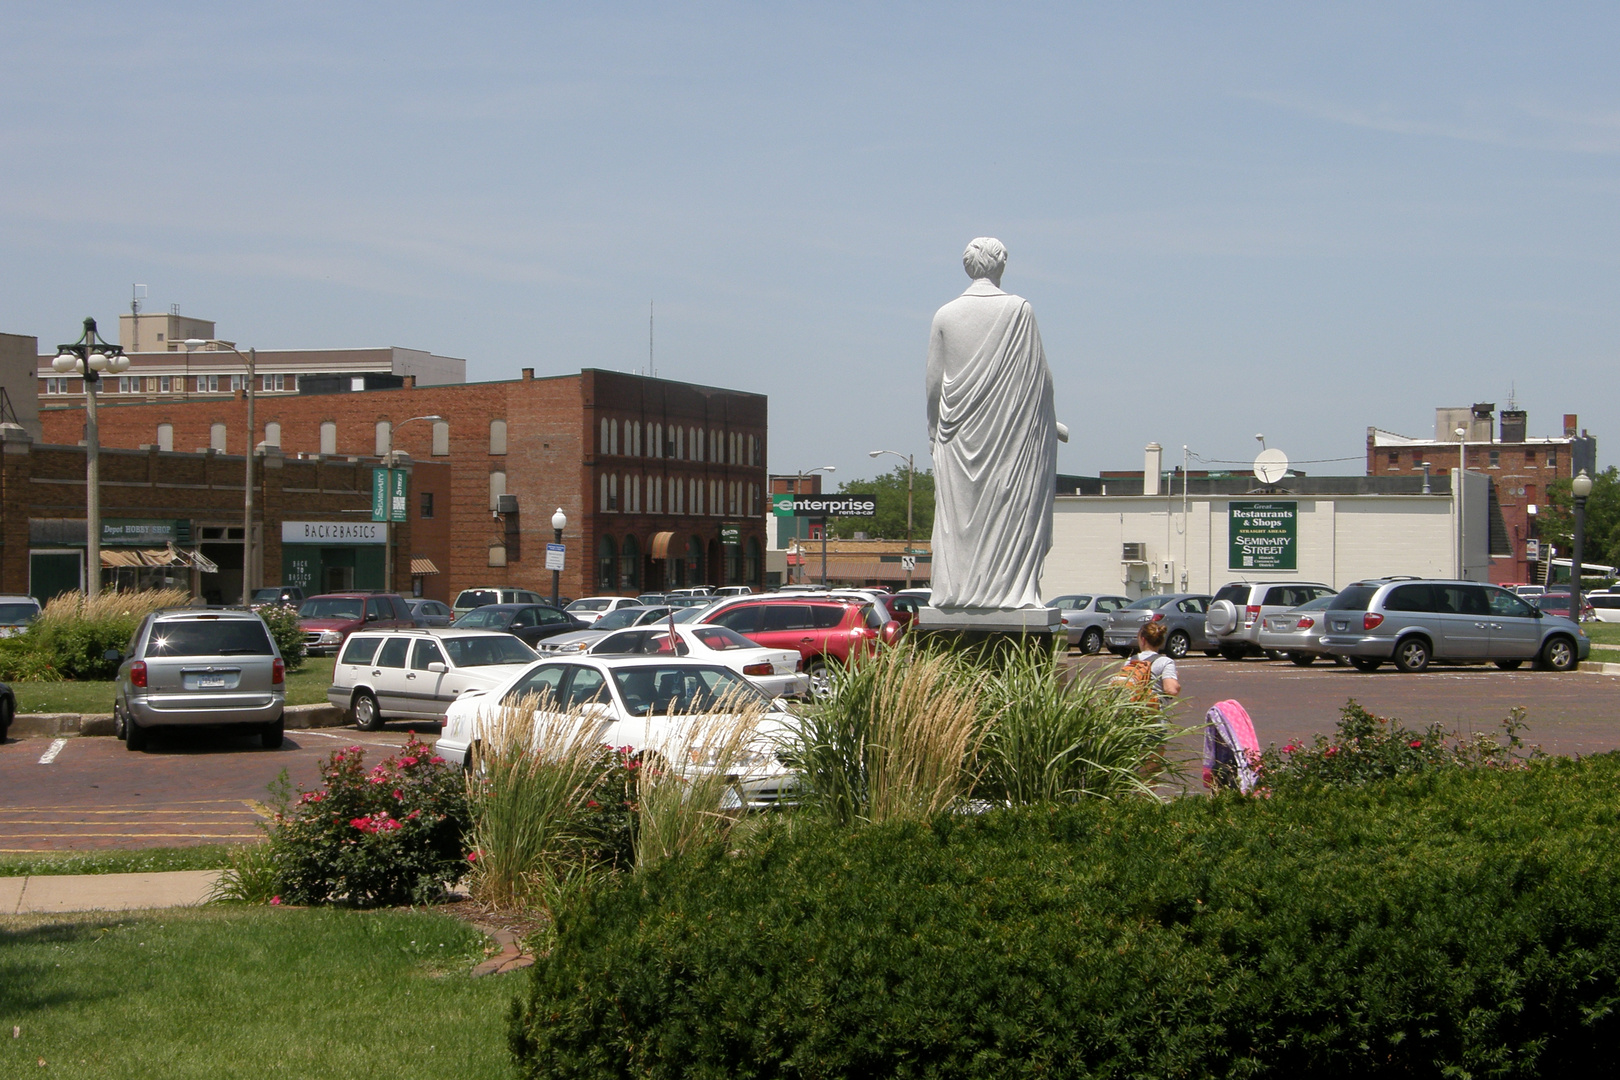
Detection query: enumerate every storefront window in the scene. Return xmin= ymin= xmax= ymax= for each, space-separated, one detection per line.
xmin=598 ymin=536 xmax=617 ymax=590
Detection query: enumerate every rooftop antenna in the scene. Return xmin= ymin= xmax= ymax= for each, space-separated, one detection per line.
xmin=648 ymin=299 xmax=656 ymax=378
xmin=130 ymin=284 xmax=147 ymax=352
xmin=1507 ymin=381 xmax=1518 ymax=411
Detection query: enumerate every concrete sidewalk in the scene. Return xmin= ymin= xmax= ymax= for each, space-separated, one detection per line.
xmin=0 ymin=870 xmax=222 ymax=914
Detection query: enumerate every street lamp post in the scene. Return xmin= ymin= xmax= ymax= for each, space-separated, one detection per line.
xmin=869 ymin=449 xmax=915 ymax=588
xmin=1455 ymin=426 xmax=1468 ymax=579
xmin=1572 ymin=470 xmax=1593 ymax=621
xmin=184 ymin=339 xmax=258 ymax=605
xmin=551 ymin=508 xmax=567 ymax=606
xmin=53 ymin=318 xmax=130 ymax=598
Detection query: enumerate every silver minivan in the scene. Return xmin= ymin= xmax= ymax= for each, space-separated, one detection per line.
xmin=1318 ymin=578 xmax=1589 ymax=673
xmin=1205 ymin=581 xmax=1337 ymax=660
xmin=112 ymin=608 xmax=286 ymax=751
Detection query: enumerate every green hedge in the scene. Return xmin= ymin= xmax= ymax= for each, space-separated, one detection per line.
xmin=511 ymin=757 xmax=1620 ymax=1078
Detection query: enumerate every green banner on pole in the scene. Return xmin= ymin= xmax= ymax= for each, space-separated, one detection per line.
xmin=371 ymin=469 xmax=389 ymax=522
xmin=390 ymin=469 xmax=408 ymax=522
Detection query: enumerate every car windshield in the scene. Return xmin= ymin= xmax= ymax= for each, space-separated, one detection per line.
xmin=455 ymin=590 xmax=499 ymax=609
xmin=251 ymin=588 xmax=284 ymax=603
xmin=1326 ymin=586 xmax=1378 ymax=611
xmin=610 ymin=664 xmax=768 ymax=716
xmin=300 ymin=598 xmax=362 ymax=619
xmin=147 ymin=620 xmax=273 ymax=657
xmin=0 ymin=603 xmax=38 ymax=624
xmin=1292 ymin=595 xmax=1337 ymax=612
xmin=441 ymin=635 xmax=537 ymax=666
xmin=1124 ymin=595 xmax=1170 ymax=610
xmin=568 ymin=599 xmax=611 ymax=613
xmin=594 ymin=607 xmax=648 ymax=630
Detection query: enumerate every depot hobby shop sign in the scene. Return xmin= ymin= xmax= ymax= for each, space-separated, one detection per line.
xmin=772 ymin=494 xmax=877 ymax=518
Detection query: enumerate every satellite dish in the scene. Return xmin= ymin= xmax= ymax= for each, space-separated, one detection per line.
xmin=1254 ymin=448 xmax=1289 ymax=485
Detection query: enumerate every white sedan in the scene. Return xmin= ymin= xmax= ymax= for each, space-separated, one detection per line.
xmin=586 ymin=623 xmax=809 ymax=699
xmin=565 ymin=597 xmax=643 ymax=625
xmin=434 ymin=656 xmax=799 ymax=809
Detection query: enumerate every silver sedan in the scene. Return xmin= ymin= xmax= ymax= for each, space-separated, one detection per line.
xmin=1050 ymin=594 xmax=1131 ymax=654
xmin=1257 ymin=594 xmax=1346 ymax=666
xmin=1102 ymin=593 xmax=1215 ymax=660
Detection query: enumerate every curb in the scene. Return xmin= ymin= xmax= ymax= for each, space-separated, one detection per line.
xmin=9 ymin=701 xmax=349 ymax=739
xmin=1583 ymin=660 xmax=1620 ymax=676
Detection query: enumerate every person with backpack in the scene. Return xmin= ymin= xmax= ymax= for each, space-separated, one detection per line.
xmin=1123 ymin=621 xmax=1180 ymax=705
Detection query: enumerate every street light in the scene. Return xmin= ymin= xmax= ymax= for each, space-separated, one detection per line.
xmin=53 ymin=318 xmax=130 ymax=598
xmin=1455 ymin=425 xmax=1468 ymax=578
xmin=1572 ymin=469 xmax=1593 ymax=621
xmin=551 ymin=507 xmax=567 ymax=606
xmin=869 ymin=449 xmax=915 ymax=588
xmin=791 ymin=466 xmax=835 ymax=586
xmin=185 ymin=338 xmax=258 ymax=605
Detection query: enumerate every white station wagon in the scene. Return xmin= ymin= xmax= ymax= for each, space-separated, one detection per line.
xmin=328 ymin=629 xmax=539 ymax=731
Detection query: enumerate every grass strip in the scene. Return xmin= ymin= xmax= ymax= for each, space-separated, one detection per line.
xmin=11 ymin=658 xmax=336 ymax=714
xmin=0 ymin=844 xmax=243 ymax=878
xmin=0 ymin=907 xmax=519 ymax=1079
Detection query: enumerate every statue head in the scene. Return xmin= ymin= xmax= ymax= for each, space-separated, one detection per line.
xmin=962 ymin=237 xmax=1007 ymax=286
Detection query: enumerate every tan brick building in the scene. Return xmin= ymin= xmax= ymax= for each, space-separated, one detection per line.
xmin=40 ymin=368 xmax=769 ymax=601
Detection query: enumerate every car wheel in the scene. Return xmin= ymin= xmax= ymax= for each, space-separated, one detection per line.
xmin=1349 ymin=657 xmax=1381 ymax=672
xmin=1494 ymin=659 xmax=1523 ymax=671
xmin=1165 ymin=630 xmax=1190 ymax=659
xmin=805 ymin=660 xmax=833 ymax=700
xmin=352 ymin=691 xmax=384 ymax=731
xmin=1079 ymin=628 xmax=1103 ymax=655
xmin=1540 ymin=636 xmax=1578 ymax=672
xmin=261 ymin=717 xmax=284 ymax=749
xmin=1288 ymin=653 xmax=1315 ymax=667
xmin=1219 ymin=647 xmax=1247 ymax=662
xmin=124 ymin=714 xmax=148 ymax=751
xmin=1393 ymin=637 xmax=1431 ymax=673
xmin=113 ymin=703 xmax=126 ymax=740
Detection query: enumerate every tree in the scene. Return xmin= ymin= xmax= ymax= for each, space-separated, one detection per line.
xmin=831 ymin=467 xmax=934 ymax=542
xmin=1537 ymin=467 xmax=1620 ymax=577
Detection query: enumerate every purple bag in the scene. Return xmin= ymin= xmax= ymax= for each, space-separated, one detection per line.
xmin=1203 ymin=699 xmax=1260 ymax=793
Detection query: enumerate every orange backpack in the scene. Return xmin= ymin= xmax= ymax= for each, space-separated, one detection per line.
xmin=1116 ymin=656 xmax=1160 ymax=708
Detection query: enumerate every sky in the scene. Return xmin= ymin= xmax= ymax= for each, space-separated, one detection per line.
xmin=4 ymin=3 xmax=1619 ymax=486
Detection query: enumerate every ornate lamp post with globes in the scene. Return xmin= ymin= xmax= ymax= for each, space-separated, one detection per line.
xmin=551 ymin=507 xmax=567 ymax=607
xmin=53 ymin=318 xmax=131 ymax=598
xmin=1572 ymin=469 xmax=1593 ymax=621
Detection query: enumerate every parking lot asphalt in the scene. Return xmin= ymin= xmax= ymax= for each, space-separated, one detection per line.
xmin=0 ymin=723 xmax=434 ymax=852
xmin=2 ymin=657 xmax=1616 ymax=852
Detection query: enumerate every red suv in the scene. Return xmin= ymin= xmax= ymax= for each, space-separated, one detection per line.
xmin=299 ymin=593 xmax=415 ymax=656
xmin=699 ymin=597 xmax=901 ymax=697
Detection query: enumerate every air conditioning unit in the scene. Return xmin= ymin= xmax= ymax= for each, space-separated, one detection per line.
xmin=1122 ymin=542 xmax=1146 ymax=562
xmin=496 ymin=494 xmax=519 ymax=514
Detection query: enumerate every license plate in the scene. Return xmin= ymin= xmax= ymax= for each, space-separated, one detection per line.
xmin=197 ymin=676 xmax=227 ymax=688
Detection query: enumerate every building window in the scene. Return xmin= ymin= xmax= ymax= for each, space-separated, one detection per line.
xmin=350 ymin=377 xmax=366 ymax=392
xmin=210 ymin=422 xmax=227 ymax=452
xmin=598 ymin=536 xmax=617 ymax=590
xmin=1489 ymin=449 xmax=1500 ymax=468
xmin=609 ymin=474 xmax=618 ymax=511
xmin=677 ymin=427 xmax=685 ymax=459
xmin=157 ymin=424 xmax=173 ymax=452
xmin=601 ymin=474 xmax=609 ymax=511
xmin=489 ymin=419 xmax=507 ymax=456
xmin=1386 ymin=451 xmax=1398 ymax=467
xmin=1547 ymin=449 xmax=1558 ymax=467
xmin=159 ymin=376 xmax=172 ymax=393
xmin=489 ymin=471 xmax=506 ymax=511
xmin=654 ymin=422 xmax=663 ymax=459
xmin=420 ymin=491 xmax=434 ymax=518
xmin=375 ymin=421 xmax=392 ymax=456
xmin=197 ymin=375 xmax=219 ymax=393
xmin=229 ymin=374 xmax=246 ymax=393
xmin=320 ymin=422 xmax=337 ymax=456
xmin=43 ymin=378 xmax=63 ymax=395
xmin=264 ymin=422 xmax=281 ymax=447
xmin=432 ymin=420 xmax=449 ymax=456
xmin=600 ymin=418 xmax=609 ymax=455
xmin=620 ymin=534 xmax=640 ymax=590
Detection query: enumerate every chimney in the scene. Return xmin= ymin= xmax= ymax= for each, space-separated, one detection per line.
xmin=521 ymin=368 xmax=534 ymax=381
xmin=1564 ymin=413 xmax=1579 ymax=437
xmin=1469 ymin=403 xmax=1495 ymax=443
xmin=1143 ymin=443 xmax=1162 ymax=497
xmin=1499 ymin=409 xmax=1527 ymax=443
xmin=403 ymin=375 xmax=416 ymax=390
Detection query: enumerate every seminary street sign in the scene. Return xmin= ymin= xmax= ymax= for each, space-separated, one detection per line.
xmin=1229 ymin=501 xmax=1297 ymax=571
xmin=772 ymin=494 xmax=877 ymax=518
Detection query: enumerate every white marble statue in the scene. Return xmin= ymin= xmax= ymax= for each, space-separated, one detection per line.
xmin=926 ymin=238 xmax=1064 ymax=613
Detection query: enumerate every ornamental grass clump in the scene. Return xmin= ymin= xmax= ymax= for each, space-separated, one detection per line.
xmin=261 ymin=736 xmax=471 ymax=907
xmin=631 ymin=698 xmax=766 ymax=871
xmin=27 ymin=586 xmax=191 ymax=679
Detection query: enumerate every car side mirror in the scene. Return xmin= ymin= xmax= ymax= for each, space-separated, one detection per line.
xmin=428 ymin=662 xmax=447 ymax=673
xmin=104 ymin=649 xmax=122 ymax=663
xmin=1532 ymin=608 xmax=1543 ymax=618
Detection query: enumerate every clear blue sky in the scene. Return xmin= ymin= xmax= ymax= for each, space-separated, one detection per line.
xmin=4 ymin=3 xmax=1617 ymax=484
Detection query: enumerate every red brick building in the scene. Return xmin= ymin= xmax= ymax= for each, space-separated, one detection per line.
xmin=40 ymin=368 xmax=768 ymax=601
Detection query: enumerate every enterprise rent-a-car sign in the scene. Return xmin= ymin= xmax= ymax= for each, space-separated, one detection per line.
xmin=772 ymin=494 xmax=877 ymax=518
xmin=1228 ymin=501 xmax=1297 ymax=571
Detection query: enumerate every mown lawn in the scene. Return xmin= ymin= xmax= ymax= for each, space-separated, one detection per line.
xmin=0 ymin=907 xmax=520 ymax=1079
xmin=11 ymin=658 xmax=336 ymax=714
xmin=0 ymin=845 xmax=240 ymax=878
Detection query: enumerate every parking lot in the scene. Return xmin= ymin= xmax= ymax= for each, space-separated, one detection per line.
xmin=2 ymin=657 xmax=1616 ymax=852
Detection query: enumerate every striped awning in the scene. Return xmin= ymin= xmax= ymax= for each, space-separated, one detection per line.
xmin=100 ymin=545 xmax=219 ymax=573
xmin=410 ymin=558 xmax=440 ymax=576
xmin=649 ymin=531 xmax=675 ymax=559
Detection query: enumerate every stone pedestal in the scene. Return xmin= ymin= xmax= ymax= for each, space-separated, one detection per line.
xmin=913 ymin=605 xmax=1061 ymax=659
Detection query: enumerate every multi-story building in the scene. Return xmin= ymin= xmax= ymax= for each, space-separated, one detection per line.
xmin=40 ymin=368 xmax=768 ymax=600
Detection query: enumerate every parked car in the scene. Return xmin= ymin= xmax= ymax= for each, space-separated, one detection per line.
xmin=714 ymin=585 xmax=754 ymax=597
xmin=1585 ymin=591 xmax=1620 ymax=623
xmin=536 ymin=605 xmax=675 ymax=655
xmin=404 ymin=598 xmax=455 ymax=627
xmin=1513 ymin=584 xmax=1547 ymax=599
xmin=565 ymin=596 xmax=644 ymax=624
xmin=435 ymin=656 xmax=798 ymax=808
xmin=1205 ymin=581 xmax=1337 ymax=660
xmin=1257 ymin=594 xmax=1346 ymax=666
xmin=589 ymin=623 xmax=809 ymax=699
xmin=298 ymin=593 xmax=415 ymax=656
xmin=111 ymin=608 xmax=286 ymax=751
xmin=0 ymin=595 xmax=42 ymax=638
xmin=451 ymin=587 xmax=548 ymax=617
xmin=1533 ymin=592 xmax=1596 ymax=623
xmin=1103 ymin=593 xmax=1215 ymax=659
xmin=637 ymin=592 xmax=668 ymax=605
xmin=249 ymin=586 xmax=305 ymax=609
xmin=328 ymin=628 xmax=539 ymax=730
xmin=698 ymin=596 xmax=901 ymax=696
xmin=451 ymin=602 xmax=587 ymax=647
xmin=1319 ymin=579 xmax=1589 ymax=672
xmin=667 ymin=587 xmax=715 ymax=598
xmin=883 ymin=592 xmax=923 ymax=628
xmin=1049 ymin=594 xmax=1131 ymax=654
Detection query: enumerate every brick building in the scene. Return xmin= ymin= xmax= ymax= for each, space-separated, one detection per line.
xmin=1367 ymin=405 xmax=1597 ymax=585
xmin=40 ymin=368 xmax=769 ymax=601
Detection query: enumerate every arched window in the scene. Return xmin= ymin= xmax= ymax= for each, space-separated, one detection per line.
xmin=654 ymin=422 xmax=663 ymax=458
xmin=375 ymin=421 xmax=392 ymax=456
xmin=210 ymin=422 xmax=227 ymax=452
xmin=157 ymin=423 xmax=173 ymax=452
xmin=600 ymin=418 xmax=610 ymax=455
xmin=489 ymin=471 xmax=506 ymax=511
xmin=610 ymin=420 xmax=619 ymax=456
xmin=677 ymin=427 xmax=685 ymax=460
xmin=620 ymin=534 xmax=640 ymax=590
xmin=432 ymin=420 xmax=449 ymax=456
xmin=263 ymin=422 xmax=281 ymax=448
xmin=597 ymin=536 xmax=617 ymax=590
xmin=609 ymin=474 xmax=618 ymax=511
xmin=489 ymin=419 xmax=507 ymax=455
xmin=695 ymin=428 xmax=703 ymax=463
xmin=320 ymin=422 xmax=337 ymax=456
xmin=600 ymin=474 xmax=609 ymax=511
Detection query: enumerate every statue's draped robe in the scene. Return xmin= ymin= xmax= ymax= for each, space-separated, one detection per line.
xmin=927 ymin=279 xmax=1056 ymax=610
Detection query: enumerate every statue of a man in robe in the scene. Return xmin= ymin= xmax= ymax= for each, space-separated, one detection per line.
xmin=927 ymin=238 xmax=1061 ymax=612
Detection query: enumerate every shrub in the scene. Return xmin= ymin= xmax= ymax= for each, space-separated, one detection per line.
xmin=265 ymin=737 xmax=471 ymax=907
xmin=631 ymin=705 xmax=763 ymax=871
xmin=26 ymin=587 xmax=190 ymax=679
xmin=512 ymin=757 xmax=1620 ymax=1078
xmin=257 ymin=602 xmax=307 ymax=670
xmin=0 ymin=636 xmax=62 ymax=682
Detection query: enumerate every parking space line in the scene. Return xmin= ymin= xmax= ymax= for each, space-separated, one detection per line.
xmin=36 ymin=739 xmax=66 ymax=765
